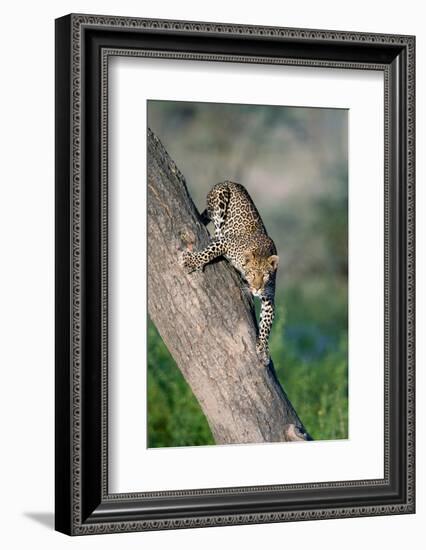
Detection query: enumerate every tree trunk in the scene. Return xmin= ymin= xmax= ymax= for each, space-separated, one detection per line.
xmin=147 ymin=128 xmax=311 ymax=444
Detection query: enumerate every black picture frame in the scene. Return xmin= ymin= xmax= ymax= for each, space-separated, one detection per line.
xmin=55 ymin=13 xmax=415 ymax=535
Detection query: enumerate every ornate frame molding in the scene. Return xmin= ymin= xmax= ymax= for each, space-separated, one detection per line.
xmin=55 ymin=14 xmax=415 ymax=535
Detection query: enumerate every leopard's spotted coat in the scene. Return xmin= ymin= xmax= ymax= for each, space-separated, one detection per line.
xmin=180 ymin=181 xmax=279 ymax=365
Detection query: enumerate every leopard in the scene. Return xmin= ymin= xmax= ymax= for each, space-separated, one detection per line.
xmin=180 ymin=181 xmax=279 ymax=366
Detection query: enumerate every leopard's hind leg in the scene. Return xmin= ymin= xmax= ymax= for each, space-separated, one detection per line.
xmin=206 ymin=182 xmax=231 ymax=238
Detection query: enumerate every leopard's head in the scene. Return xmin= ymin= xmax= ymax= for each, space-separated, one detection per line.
xmin=243 ymin=251 xmax=279 ymax=297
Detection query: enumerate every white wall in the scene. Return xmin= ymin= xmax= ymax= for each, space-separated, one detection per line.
xmin=0 ymin=1 xmax=423 ymax=548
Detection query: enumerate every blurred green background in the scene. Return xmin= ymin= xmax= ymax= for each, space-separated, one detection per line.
xmin=147 ymin=100 xmax=348 ymax=447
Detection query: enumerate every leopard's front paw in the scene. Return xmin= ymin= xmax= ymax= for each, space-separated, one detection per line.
xmin=256 ymin=340 xmax=271 ymax=366
xmin=179 ymin=250 xmax=199 ymax=273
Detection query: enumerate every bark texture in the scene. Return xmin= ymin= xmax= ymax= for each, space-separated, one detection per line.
xmin=147 ymin=128 xmax=311 ymax=444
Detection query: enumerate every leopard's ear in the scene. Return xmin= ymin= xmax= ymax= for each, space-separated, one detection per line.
xmin=243 ymin=250 xmax=255 ymax=265
xmin=268 ymin=255 xmax=279 ymax=271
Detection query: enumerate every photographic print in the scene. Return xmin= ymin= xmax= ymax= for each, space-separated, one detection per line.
xmin=147 ymin=100 xmax=348 ymax=448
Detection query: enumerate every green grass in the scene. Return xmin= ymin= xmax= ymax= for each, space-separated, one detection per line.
xmin=147 ymin=322 xmax=214 ymax=447
xmin=269 ymin=304 xmax=348 ymax=441
xmin=147 ymin=283 xmax=348 ymax=447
